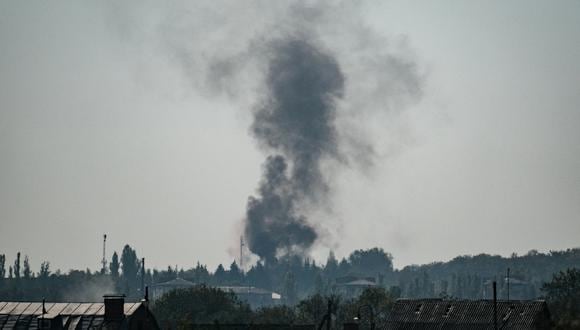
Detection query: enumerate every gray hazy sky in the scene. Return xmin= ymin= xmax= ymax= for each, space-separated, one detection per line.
xmin=1 ymin=1 xmax=579 ymax=273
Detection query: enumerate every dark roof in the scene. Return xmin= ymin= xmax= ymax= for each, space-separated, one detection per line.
xmin=0 ymin=301 xmax=144 ymax=329
xmin=385 ymin=299 xmax=551 ymax=330
xmin=336 ymin=275 xmax=376 ymax=284
xmin=340 ymin=279 xmax=377 ymax=287
xmin=151 ymin=277 xmax=195 ymax=288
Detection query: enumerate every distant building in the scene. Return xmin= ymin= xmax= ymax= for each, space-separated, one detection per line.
xmin=334 ymin=275 xmax=377 ymax=297
xmin=0 ymin=295 xmax=159 ymax=329
xmin=149 ymin=279 xmax=281 ymax=309
xmin=386 ymin=298 xmax=551 ymax=329
xmin=216 ymin=286 xmax=281 ymax=308
xmin=150 ymin=278 xmax=196 ymax=301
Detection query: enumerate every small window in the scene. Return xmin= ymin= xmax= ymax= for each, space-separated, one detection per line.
xmin=443 ymin=305 xmax=453 ymax=317
xmin=503 ymin=309 xmax=513 ymax=321
xmin=415 ymin=304 xmax=423 ymax=314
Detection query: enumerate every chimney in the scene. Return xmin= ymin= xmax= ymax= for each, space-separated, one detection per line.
xmin=141 ymin=286 xmax=150 ymax=309
xmin=104 ymin=294 xmax=125 ymax=322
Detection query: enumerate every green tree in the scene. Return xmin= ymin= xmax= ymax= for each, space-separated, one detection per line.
xmin=39 ymin=261 xmax=50 ymax=278
xmin=283 ymin=271 xmax=297 ymax=305
xmin=295 ymin=294 xmax=338 ymax=324
xmin=348 ymin=248 xmax=393 ymax=275
xmin=314 ymin=272 xmax=325 ymax=295
xmin=13 ymin=252 xmax=21 ymax=278
xmin=0 ymin=254 xmax=5 ymax=279
xmin=228 ymin=261 xmax=242 ymax=284
xmin=152 ymin=285 xmax=251 ymax=326
xmin=338 ymin=258 xmax=350 ymax=276
xmin=247 ymin=261 xmax=271 ymax=290
xmin=542 ymin=268 xmax=580 ymax=328
xmin=253 ymin=305 xmax=296 ymax=324
xmin=193 ymin=262 xmax=210 ymax=284
xmin=357 ymin=287 xmax=396 ymax=325
xmin=324 ymin=251 xmax=338 ymax=278
xmin=23 ymin=255 xmax=31 ymax=279
xmin=214 ymin=264 xmax=226 ymax=284
xmin=110 ymin=252 xmax=120 ymax=278
xmin=120 ymin=245 xmax=139 ymax=295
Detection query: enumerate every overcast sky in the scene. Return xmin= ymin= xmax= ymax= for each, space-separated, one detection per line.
xmin=1 ymin=1 xmax=579 ymax=273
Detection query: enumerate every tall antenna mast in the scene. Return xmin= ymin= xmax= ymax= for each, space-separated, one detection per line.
xmin=101 ymin=234 xmax=107 ymax=274
xmin=240 ymin=236 xmax=245 ymax=274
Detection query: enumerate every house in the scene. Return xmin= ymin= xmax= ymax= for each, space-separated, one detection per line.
xmin=149 ymin=278 xmax=196 ymax=301
xmin=334 ymin=275 xmax=377 ymax=298
xmin=385 ymin=298 xmax=551 ymax=329
xmin=0 ymin=295 xmax=159 ymax=329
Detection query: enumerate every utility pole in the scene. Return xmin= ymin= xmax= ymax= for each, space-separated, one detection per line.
xmin=493 ymin=281 xmax=498 ymax=330
xmin=507 ymin=267 xmax=510 ymax=301
xmin=141 ymin=258 xmax=145 ymax=296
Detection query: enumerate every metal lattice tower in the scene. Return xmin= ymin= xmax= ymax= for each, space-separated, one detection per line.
xmin=101 ymin=234 xmax=107 ymax=274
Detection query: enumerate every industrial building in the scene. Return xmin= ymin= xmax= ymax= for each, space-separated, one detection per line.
xmin=0 ymin=295 xmax=159 ymax=329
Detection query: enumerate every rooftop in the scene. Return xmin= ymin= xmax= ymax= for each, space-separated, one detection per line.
xmin=151 ymin=278 xmax=195 ymax=287
xmin=387 ymin=298 xmax=551 ymax=329
xmin=0 ymin=301 xmax=146 ymax=329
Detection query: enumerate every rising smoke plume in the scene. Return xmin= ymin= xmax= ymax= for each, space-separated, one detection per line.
xmin=107 ymin=1 xmax=423 ymax=262
xmin=245 ymin=37 xmax=344 ymax=262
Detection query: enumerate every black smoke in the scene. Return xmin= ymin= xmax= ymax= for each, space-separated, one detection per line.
xmin=244 ymin=37 xmax=344 ymax=262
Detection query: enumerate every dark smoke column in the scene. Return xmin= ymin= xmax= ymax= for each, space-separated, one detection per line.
xmin=244 ymin=37 xmax=344 ymax=263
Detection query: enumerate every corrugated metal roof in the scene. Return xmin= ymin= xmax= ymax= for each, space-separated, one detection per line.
xmin=59 ymin=302 xmax=82 ymax=315
xmin=21 ymin=303 xmax=42 ymax=315
xmin=69 ymin=303 xmax=92 ymax=316
xmin=9 ymin=303 xmax=31 ymax=315
xmin=126 ymin=302 xmax=141 ymax=315
xmin=0 ymin=301 xmax=148 ymax=329
xmin=83 ymin=303 xmax=103 ymax=316
xmin=41 ymin=303 xmax=55 ymax=313
xmin=0 ymin=302 xmax=19 ymax=314
xmin=0 ymin=302 xmax=143 ymax=317
xmin=384 ymin=299 xmax=550 ymax=330
xmin=47 ymin=303 xmax=69 ymax=315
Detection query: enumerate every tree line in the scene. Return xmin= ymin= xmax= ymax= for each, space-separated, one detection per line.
xmin=1 ymin=246 xmax=579 ymax=304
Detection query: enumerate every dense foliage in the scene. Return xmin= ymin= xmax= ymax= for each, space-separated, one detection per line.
xmin=151 ymin=285 xmax=395 ymax=328
xmin=542 ymin=268 xmax=580 ymax=329
xmin=152 ymin=285 xmax=252 ymax=327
